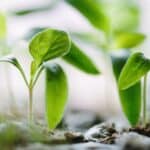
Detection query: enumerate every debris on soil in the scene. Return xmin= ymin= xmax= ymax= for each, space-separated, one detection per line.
xmin=85 ymin=122 xmax=119 ymax=144
xmin=64 ymin=131 xmax=85 ymax=143
xmin=129 ymin=124 xmax=150 ymax=137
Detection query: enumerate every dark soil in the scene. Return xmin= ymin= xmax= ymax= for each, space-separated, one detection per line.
xmin=129 ymin=124 xmax=150 ymax=137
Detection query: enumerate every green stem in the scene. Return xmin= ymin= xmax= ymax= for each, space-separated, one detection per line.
xmin=32 ymin=65 xmax=44 ymax=87
xmin=143 ymin=74 xmax=147 ymax=126
xmin=29 ymin=86 xmax=33 ymax=124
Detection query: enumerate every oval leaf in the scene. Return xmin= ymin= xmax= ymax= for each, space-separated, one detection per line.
xmin=119 ymin=82 xmax=141 ymax=126
xmin=63 ymin=42 xmax=100 ymax=74
xmin=29 ymin=28 xmax=71 ymax=65
xmin=119 ymin=52 xmax=150 ymax=90
xmin=113 ymin=32 xmax=146 ymax=49
xmin=65 ymin=0 xmax=110 ymax=33
xmin=111 ymin=50 xmax=141 ymax=126
xmin=45 ymin=64 xmax=68 ymax=129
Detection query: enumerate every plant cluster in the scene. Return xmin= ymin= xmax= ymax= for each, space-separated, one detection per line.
xmin=0 ymin=0 xmax=148 ymax=129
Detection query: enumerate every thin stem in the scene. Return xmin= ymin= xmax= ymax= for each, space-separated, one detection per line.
xmin=143 ymin=74 xmax=148 ymax=126
xmin=32 ymin=65 xmax=44 ymax=87
xmin=28 ymin=86 xmax=33 ymax=124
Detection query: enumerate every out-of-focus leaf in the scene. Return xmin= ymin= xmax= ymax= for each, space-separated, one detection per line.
xmin=65 ymin=0 xmax=110 ymax=33
xmin=12 ymin=1 xmax=59 ymax=16
xmin=71 ymin=32 xmax=106 ymax=50
xmin=45 ymin=64 xmax=68 ymax=129
xmin=0 ymin=41 xmax=10 ymax=56
xmin=63 ymin=42 xmax=100 ymax=74
xmin=119 ymin=52 xmax=150 ymax=90
xmin=113 ymin=32 xmax=146 ymax=49
xmin=29 ymin=28 xmax=71 ymax=75
xmin=0 ymin=12 xmax=6 ymax=39
xmin=102 ymin=0 xmax=140 ymax=33
xmin=111 ymin=50 xmax=141 ymax=126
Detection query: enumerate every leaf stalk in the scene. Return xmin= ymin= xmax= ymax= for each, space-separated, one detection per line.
xmin=143 ymin=74 xmax=148 ymax=126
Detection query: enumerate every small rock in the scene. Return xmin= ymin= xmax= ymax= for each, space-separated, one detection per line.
xmin=85 ymin=122 xmax=118 ymax=144
xmin=65 ymin=110 xmax=103 ymax=132
xmin=64 ymin=131 xmax=84 ymax=143
xmin=116 ymin=132 xmax=150 ymax=150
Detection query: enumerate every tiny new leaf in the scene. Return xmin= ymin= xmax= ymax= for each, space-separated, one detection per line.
xmin=63 ymin=42 xmax=100 ymax=74
xmin=45 ymin=64 xmax=68 ymax=129
xmin=111 ymin=50 xmax=141 ymax=126
xmin=113 ymin=32 xmax=146 ymax=49
xmin=0 ymin=56 xmax=21 ymax=69
xmin=119 ymin=52 xmax=150 ymax=90
xmin=65 ymin=0 xmax=110 ymax=33
xmin=0 ymin=56 xmax=28 ymax=86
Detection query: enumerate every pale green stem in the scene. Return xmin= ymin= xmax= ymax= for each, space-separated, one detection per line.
xmin=32 ymin=65 xmax=44 ymax=87
xmin=28 ymin=66 xmax=44 ymax=124
xmin=143 ymin=74 xmax=147 ymax=126
xmin=28 ymin=86 xmax=33 ymax=124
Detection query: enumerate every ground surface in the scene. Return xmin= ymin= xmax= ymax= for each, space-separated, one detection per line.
xmin=1 ymin=110 xmax=150 ymax=150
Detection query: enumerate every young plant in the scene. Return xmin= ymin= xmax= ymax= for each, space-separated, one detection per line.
xmin=65 ymin=0 xmax=146 ymax=126
xmin=0 ymin=28 xmax=71 ymax=129
xmin=118 ymin=52 xmax=150 ymax=126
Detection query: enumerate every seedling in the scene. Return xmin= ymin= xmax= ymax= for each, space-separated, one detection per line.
xmin=65 ymin=0 xmax=146 ymax=126
xmin=118 ymin=52 xmax=150 ymax=127
xmin=0 ymin=27 xmax=100 ymax=129
xmin=0 ymin=28 xmax=71 ymax=129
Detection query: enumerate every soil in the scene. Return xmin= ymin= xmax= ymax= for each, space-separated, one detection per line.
xmin=1 ymin=110 xmax=150 ymax=150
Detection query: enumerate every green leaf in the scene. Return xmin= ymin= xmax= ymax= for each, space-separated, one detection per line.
xmin=0 ymin=12 xmax=6 ymax=39
xmin=45 ymin=64 xmax=68 ymax=129
xmin=101 ymin=0 xmax=140 ymax=33
xmin=113 ymin=32 xmax=146 ymax=49
xmin=119 ymin=52 xmax=150 ymax=90
xmin=111 ymin=50 xmax=141 ymax=126
xmin=63 ymin=42 xmax=100 ymax=74
xmin=12 ymin=1 xmax=59 ymax=16
xmin=119 ymin=82 xmax=141 ymax=126
xmin=65 ymin=0 xmax=110 ymax=33
xmin=29 ymin=28 xmax=71 ymax=66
